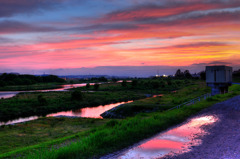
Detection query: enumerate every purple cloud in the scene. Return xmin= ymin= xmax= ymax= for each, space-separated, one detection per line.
xmin=0 ymin=0 xmax=69 ymax=17
xmin=0 ymin=20 xmax=58 ymax=34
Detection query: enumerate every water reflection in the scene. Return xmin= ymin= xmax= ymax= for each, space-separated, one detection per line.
xmin=0 ymin=83 xmax=91 ymax=99
xmin=0 ymin=92 xmax=19 ymax=99
xmin=47 ymin=101 xmax=133 ymax=119
xmin=38 ymin=83 xmax=92 ymax=92
xmin=0 ymin=101 xmax=133 ymax=126
xmin=116 ymin=115 xmax=218 ymax=159
xmin=0 ymin=116 xmax=39 ymax=126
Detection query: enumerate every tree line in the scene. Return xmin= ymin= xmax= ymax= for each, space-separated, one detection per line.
xmin=0 ymin=73 xmax=65 ymax=87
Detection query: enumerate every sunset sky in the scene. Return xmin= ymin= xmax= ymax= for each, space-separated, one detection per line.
xmin=0 ymin=0 xmax=240 ymax=76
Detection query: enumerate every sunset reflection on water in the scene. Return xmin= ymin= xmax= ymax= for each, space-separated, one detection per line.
xmin=117 ymin=115 xmax=218 ymax=159
xmin=47 ymin=101 xmax=133 ymax=118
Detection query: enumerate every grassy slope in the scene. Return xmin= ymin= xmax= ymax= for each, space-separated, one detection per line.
xmin=21 ymin=85 xmax=240 ymax=159
xmin=19 ymin=86 xmax=240 ymax=159
xmin=1 ymin=83 xmax=239 ymax=159
xmin=0 ymin=79 xmax=196 ymax=158
xmin=103 ymin=81 xmax=210 ymax=117
xmin=0 ymin=117 xmax=110 ymax=154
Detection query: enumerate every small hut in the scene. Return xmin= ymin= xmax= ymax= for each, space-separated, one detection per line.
xmin=206 ymin=65 xmax=232 ymax=95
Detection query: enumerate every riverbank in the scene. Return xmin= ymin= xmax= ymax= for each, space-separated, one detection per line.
xmin=0 ymin=79 xmax=195 ymax=122
xmin=0 ymin=79 xmax=201 ymax=158
xmin=101 ymin=82 xmax=209 ymax=118
xmin=0 ymin=83 xmax=64 ymax=91
xmin=0 ymin=91 xmax=146 ymax=122
xmin=5 ymin=85 xmax=239 ymax=159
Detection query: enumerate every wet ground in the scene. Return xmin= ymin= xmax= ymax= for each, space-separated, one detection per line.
xmin=167 ymin=95 xmax=240 ymax=159
xmin=102 ymin=95 xmax=240 ymax=159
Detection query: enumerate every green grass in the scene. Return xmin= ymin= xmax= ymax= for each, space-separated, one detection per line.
xmin=0 ymin=79 xmax=195 ymax=122
xmin=0 ymin=117 xmax=111 ymax=155
xmin=19 ymin=84 xmax=240 ymax=159
xmin=103 ymin=81 xmax=210 ymax=117
xmin=0 ymin=83 xmax=64 ymax=91
xmin=1 ymin=84 xmax=239 ymax=159
xmin=73 ymin=79 xmax=194 ymax=94
xmin=0 ymin=91 xmax=146 ymax=121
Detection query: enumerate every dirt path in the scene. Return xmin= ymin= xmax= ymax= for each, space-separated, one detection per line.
xmin=164 ymin=95 xmax=240 ymax=159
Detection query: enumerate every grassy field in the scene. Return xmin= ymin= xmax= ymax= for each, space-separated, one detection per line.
xmin=1 ymin=80 xmax=238 ymax=159
xmin=10 ymin=84 xmax=239 ymax=159
xmin=0 ymin=78 xmax=195 ymax=122
xmin=102 ymin=81 xmax=210 ymax=118
xmin=0 ymin=83 xmax=64 ymax=91
xmin=0 ymin=91 xmax=146 ymax=122
xmin=74 ymin=78 xmax=192 ymax=93
xmin=0 ymin=117 xmax=111 ymax=155
xmin=0 ymin=79 xmax=197 ymax=158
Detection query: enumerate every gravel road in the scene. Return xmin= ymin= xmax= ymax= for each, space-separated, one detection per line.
xmin=165 ymin=95 xmax=240 ymax=159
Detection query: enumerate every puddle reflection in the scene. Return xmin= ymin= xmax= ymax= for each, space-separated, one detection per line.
xmin=117 ymin=115 xmax=218 ymax=159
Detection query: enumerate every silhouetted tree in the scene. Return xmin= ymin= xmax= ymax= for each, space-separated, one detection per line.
xmin=175 ymin=69 xmax=184 ymax=78
xmin=233 ymin=69 xmax=240 ymax=77
xmin=99 ymin=77 xmax=108 ymax=82
xmin=71 ymin=90 xmax=83 ymax=101
xmin=86 ymin=83 xmax=90 ymax=89
xmin=121 ymin=80 xmax=127 ymax=87
xmin=94 ymin=83 xmax=100 ymax=90
xmin=199 ymin=71 xmax=206 ymax=80
xmin=111 ymin=78 xmax=117 ymax=83
xmin=0 ymin=73 xmax=65 ymax=86
xmin=184 ymin=70 xmax=192 ymax=78
xmin=131 ymin=79 xmax=138 ymax=87
xmin=0 ymin=80 xmax=6 ymax=87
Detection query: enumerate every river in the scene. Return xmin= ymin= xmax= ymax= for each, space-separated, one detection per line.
xmin=0 ymin=100 xmax=133 ymax=126
xmin=0 ymin=83 xmax=90 ymax=99
xmin=0 ymin=82 xmax=139 ymax=126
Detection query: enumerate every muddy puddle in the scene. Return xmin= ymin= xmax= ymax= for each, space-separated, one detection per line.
xmin=109 ymin=115 xmax=218 ymax=159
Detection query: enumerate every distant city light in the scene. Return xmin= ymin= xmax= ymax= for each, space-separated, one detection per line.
xmin=163 ymin=74 xmax=168 ymax=77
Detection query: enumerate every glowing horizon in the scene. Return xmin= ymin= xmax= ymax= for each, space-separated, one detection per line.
xmin=0 ymin=0 xmax=239 ymax=75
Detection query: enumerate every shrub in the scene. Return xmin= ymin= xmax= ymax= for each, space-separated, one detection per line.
xmin=71 ymin=90 xmax=83 ymax=101
xmin=94 ymin=83 xmax=100 ymax=90
xmin=131 ymin=79 xmax=138 ymax=87
xmin=86 ymin=83 xmax=90 ymax=89
xmin=121 ymin=80 xmax=127 ymax=87
xmin=105 ymin=120 xmax=119 ymax=127
xmin=38 ymin=95 xmax=47 ymax=105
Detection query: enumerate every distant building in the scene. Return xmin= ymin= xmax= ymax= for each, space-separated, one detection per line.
xmin=191 ymin=73 xmax=200 ymax=78
xmin=206 ymin=65 xmax=232 ymax=95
